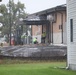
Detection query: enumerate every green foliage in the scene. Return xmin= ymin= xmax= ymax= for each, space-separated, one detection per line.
xmin=0 ymin=62 xmax=76 ymax=75
xmin=0 ymin=0 xmax=27 ymax=36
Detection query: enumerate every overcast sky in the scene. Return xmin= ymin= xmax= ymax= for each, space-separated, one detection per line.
xmin=0 ymin=0 xmax=66 ymax=14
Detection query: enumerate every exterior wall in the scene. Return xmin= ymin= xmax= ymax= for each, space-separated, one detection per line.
xmin=67 ymin=0 xmax=76 ymax=70
xmin=53 ymin=12 xmax=67 ymax=44
xmin=32 ymin=11 xmax=66 ymax=44
xmin=53 ymin=13 xmax=61 ymax=33
xmin=32 ymin=25 xmax=42 ymax=43
xmin=53 ymin=32 xmax=61 ymax=44
xmin=63 ymin=22 xmax=67 ymax=44
xmin=53 ymin=12 xmax=66 ymax=33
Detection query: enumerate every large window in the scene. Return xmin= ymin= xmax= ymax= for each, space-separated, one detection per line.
xmin=70 ymin=19 xmax=73 ymax=42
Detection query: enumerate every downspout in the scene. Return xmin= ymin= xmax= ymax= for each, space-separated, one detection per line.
xmin=51 ymin=13 xmax=57 ymax=44
xmin=49 ymin=21 xmax=51 ymax=44
xmin=51 ymin=21 xmax=53 ymax=44
xmin=58 ymin=12 xmax=63 ymax=44
xmin=47 ymin=21 xmax=51 ymax=44
xmin=61 ymin=12 xmax=63 ymax=44
xmin=31 ymin=25 xmax=32 ymax=36
xmin=42 ymin=24 xmax=43 ymax=33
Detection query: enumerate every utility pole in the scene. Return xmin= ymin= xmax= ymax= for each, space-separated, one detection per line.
xmin=9 ymin=0 xmax=12 ymax=46
xmin=18 ymin=0 xmax=23 ymax=34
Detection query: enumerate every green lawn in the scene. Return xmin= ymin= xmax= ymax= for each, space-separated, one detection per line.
xmin=0 ymin=62 xmax=76 ymax=75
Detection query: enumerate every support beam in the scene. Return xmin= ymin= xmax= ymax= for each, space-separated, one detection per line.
xmin=23 ymin=20 xmax=50 ymax=25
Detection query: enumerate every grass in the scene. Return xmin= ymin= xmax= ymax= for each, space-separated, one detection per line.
xmin=0 ymin=61 xmax=76 ymax=75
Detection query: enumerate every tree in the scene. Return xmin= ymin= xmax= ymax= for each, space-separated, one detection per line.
xmin=0 ymin=0 xmax=28 ymax=43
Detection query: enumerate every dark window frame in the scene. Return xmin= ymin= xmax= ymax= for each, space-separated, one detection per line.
xmin=59 ymin=25 xmax=62 ymax=30
xmin=70 ymin=19 xmax=73 ymax=42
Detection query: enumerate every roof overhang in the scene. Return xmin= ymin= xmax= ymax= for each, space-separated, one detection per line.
xmin=23 ymin=20 xmax=50 ymax=25
xmin=26 ymin=4 xmax=66 ymax=19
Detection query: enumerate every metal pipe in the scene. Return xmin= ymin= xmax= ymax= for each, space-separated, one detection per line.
xmin=31 ymin=25 xmax=32 ymax=36
xmin=49 ymin=21 xmax=51 ymax=44
xmin=61 ymin=13 xmax=63 ymax=44
xmin=52 ymin=22 xmax=53 ymax=44
xmin=42 ymin=24 xmax=43 ymax=33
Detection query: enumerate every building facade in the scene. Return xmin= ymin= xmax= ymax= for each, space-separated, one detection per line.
xmin=31 ymin=5 xmax=66 ymax=44
xmin=67 ymin=0 xmax=76 ymax=70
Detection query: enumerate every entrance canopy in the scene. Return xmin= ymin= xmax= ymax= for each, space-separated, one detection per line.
xmin=23 ymin=20 xmax=50 ymax=25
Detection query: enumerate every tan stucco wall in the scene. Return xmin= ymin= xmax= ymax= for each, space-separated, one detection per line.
xmin=31 ymin=11 xmax=66 ymax=44
xmin=32 ymin=25 xmax=42 ymax=36
xmin=53 ymin=11 xmax=66 ymax=33
xmin=32 ymin=11 xmax=66 ymax=36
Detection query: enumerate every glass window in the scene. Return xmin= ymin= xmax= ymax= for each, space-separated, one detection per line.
xmin=70 ymin=19 xmax=73 ymax=42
